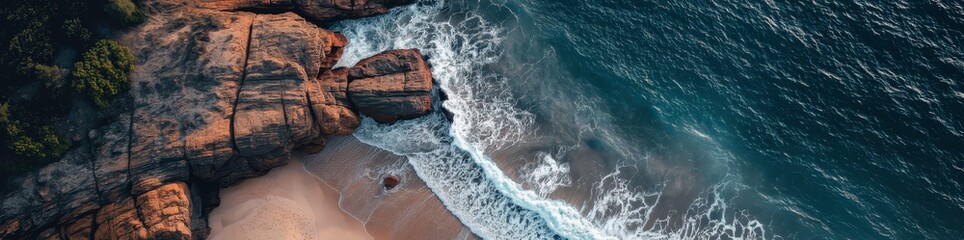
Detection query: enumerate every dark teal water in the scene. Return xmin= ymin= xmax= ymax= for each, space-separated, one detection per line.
xmin=333 ymin=0 xmax=964 ymax=238
xmin=503 ymin=0 xmax=964 ymax=238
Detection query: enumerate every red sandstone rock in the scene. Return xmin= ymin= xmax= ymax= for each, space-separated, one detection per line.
xmin=309 ymin=68 xmax=362 ymax=135
xmin=383 ymin=176 xmax=401 ymax=189
xmin=347 ymin=49 xmax=434 ymax=123
xmin=198 ymin=0 xmax=415 ymax=21
xmin=0 ymin=1 xmax=427 ymax=239
xmin=90 ymin=182 xmax=192 ymax=240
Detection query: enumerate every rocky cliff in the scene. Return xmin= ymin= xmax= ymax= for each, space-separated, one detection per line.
xmin=0 ymin=0 xmax=433 ymax=239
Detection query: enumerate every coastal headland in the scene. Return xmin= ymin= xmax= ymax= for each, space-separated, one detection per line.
xmin=0 ymin=0 xmax=442 ymax=239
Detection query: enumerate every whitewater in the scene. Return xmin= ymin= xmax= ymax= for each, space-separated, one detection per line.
xmin=331 ymin=0 xmax=768 ymax=239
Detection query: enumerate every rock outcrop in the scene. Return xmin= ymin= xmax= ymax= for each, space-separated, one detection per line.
xmin=347 ymin=49 xmax=434 ymax=123
xmin=0 ymin=0 xmax=432 ymax=239
xmin=197 ymin=0 xmax=413 ymax=21
xmin=310 ymin=68 xmax=361 ymax=136
xmin=93 ymin=182 xmax=191 ymax=240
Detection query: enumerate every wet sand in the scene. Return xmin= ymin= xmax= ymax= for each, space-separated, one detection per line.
xmin=303 ymin=137 xmax=476 ymax=240
xmin=207 ymin=136 xmax=475 ymax=240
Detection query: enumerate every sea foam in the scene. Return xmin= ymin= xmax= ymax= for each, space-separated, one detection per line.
xmin=332 ymin=0 xmax=769 ymax=239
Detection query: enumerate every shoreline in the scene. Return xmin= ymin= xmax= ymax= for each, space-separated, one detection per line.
xmin=303 ymin=136 xmax=477 ymax=240
xmin=207 ymin=136 xmax=476 ymax=240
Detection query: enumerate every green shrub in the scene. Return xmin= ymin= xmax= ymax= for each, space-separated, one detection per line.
xmin=6 ymin=29 xmax=56 ymax=74
xmin=0 ymin=102 xmax=9 ymax=123
xmin=0 ymin=100 xmax=73 ymax=182
xmin=31 ymin=64 xmax=65 ymax=93
xmin=37 ymin=126 xmax=70 ymax=159
xmin=1 ymin=119 xmax=71 ymax=173
xmin=105 ymin=0 xmax=145 ymax=27
xmin=10 ymin=133 xmax=43 ymax=159
xmin=72 ymin=39 xmax=135 ymax=109
xmin=0 ymin=0 xmax=142 ymax=184
xmin=62 ymin=18 xmax=92 ymax=45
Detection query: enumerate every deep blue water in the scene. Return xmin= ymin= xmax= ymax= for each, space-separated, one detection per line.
xmin=334 ymin=0 xmax=964 ymax=238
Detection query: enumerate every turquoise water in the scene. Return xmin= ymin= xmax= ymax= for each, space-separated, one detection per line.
xmin=333 ymin=0 xmax=964 ymax=239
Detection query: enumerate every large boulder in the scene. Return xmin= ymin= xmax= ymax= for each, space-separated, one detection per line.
xmin=347 ymin=49 xmax=434 ymax=123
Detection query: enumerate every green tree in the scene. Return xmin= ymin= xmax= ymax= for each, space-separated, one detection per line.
xmin=72 ymin=39 xmax=135 ymax=109
xmin=105 ymin=0 xmax=145 ymax=27
xmin=31 ymin=64 xmax=65 ymax=93
xmin=0 ymin=0 xmax=146 ymax=185
xmin=6 ymin=27 xmax=55 ymax=74
xmin=63 ymin=18 xmax=93 ymax=45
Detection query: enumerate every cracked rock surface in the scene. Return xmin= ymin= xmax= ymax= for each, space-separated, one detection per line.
xmin=348 ymin=49 xmax=434 ymax=123
xmin=0 ymin=0 xmax=434 ymax=239
xmin=197 ymin=0 xmax=413 ymax=21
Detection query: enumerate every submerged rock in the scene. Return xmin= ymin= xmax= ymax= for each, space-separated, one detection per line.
xmin=383 ymin=176 xmax=401 ymax=190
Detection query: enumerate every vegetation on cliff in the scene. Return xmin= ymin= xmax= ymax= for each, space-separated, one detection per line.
xmin=105 ymin=0 xmax=147 ymax=27
xmin=73 ymin=39 xmax=136 ymax=109
xmin=0 ymin=0 xmax=142 ymax=184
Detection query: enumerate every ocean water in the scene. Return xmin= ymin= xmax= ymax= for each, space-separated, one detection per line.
xmin=328 ymin=0 xmax=964 ymax=239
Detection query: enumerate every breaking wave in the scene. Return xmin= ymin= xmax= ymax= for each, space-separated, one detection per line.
xmin=331 ymin=0 xmax=769 ymax=239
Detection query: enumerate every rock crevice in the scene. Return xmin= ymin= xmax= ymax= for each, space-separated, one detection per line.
xmin=0 ymin=0 xmax=439 ymax=239
xmin=228 ymin=16 xmax=256 ymax=155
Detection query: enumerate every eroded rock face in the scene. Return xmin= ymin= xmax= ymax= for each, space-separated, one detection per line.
xmin=94 ymin=182 xmax=191 ymax=240
xmin=348 ymin=49 xmax=434 ymax=123
xmin=310 ymin=68 xmax=362 ymax=136
xmin=0 ymin=0 xmax=433 ymax=239
xmin=233 ymin=13 xmax=335 ymax=158
xmin=137 ymin=182 xmax=192 ymax=239
xmin=94 ymin=198 xmax=148 ymax=240
xmin=198 ymin=0 xmax=414 ymax=21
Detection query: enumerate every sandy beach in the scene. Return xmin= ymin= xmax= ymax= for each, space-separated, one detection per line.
xmin=303 ymin=137 xmax=476 ymax=240
xmin=206 ymin=137 xmax=475 ymax=240
xmin=207 ymin=160 xmax=372 ymax=240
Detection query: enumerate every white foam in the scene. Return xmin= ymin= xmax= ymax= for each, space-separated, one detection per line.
xmin=521 ymin=153 xmax=572 ymax=197
xmin=333 ymin=0 xmax=770 ymax=239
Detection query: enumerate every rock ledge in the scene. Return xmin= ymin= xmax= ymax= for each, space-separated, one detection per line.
xmin=0 ymin=0 xmax=434 ymax=239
